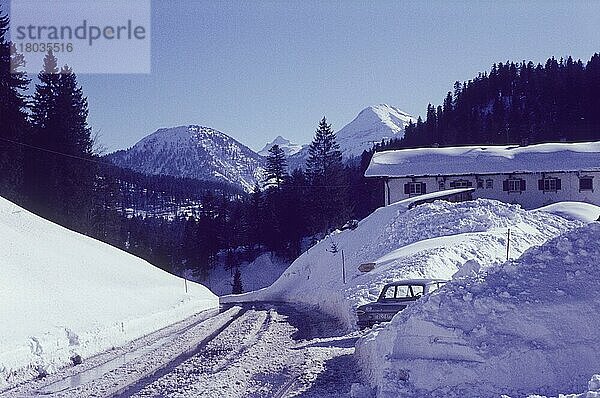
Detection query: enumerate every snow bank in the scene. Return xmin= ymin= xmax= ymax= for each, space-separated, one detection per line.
xmin=522 ymin=374 xmax=600 ymax=398
xmin=224 ymin=198 xmax=579 ymax=329
xmin=534 ymin=201 xmax=600 ymax=223
xmin=357 ymin=222 xmax=600 ymax=397
xmin=204 ymin=252 xmax=290 ymax=296
xmin=0 ymin=196 xmax=218 ymax=389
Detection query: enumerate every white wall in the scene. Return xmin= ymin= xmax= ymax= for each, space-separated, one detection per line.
xmin=385 ymin=171 xmax=600 ymax=209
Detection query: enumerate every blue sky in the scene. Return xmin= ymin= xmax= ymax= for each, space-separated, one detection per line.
xmin=6 ymin=1 xmax=600 ymax=152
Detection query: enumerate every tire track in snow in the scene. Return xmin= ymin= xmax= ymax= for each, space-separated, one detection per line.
xmin=129 ymin=309 xmax=273 ymax=397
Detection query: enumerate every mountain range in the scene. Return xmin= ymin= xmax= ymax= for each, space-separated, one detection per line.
xmin=105 ymin=104 xmax=415 ymax=192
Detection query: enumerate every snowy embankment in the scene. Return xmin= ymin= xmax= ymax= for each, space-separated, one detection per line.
xmin=534 ymin=201 xmax=600 ymax=223
xmin=0 ymin=196 xmax=218 ymax=390
xmin=202 ymin=252 xmax=290 ymax=296
xmin=356 ymin=222 xmax=600 ymax=397
xmin=223 ymin=198 xmax=579 ymax=328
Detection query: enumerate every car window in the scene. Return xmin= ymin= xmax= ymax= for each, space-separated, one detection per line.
xmin=383 ymin=286 xmax=396 ymax=299
xmin=410 ymin=285 xmax=424 ymax=297
xmin=395 ymin=285 xmax=410 ymax=298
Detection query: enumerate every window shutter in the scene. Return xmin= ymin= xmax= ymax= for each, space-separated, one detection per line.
xmin=556 ymin=179 xmax=561 ymax=190
xmin=520 ymin=179 xmax=526 ymax=191
xmin=421 ymin=182 xmax=427 ymax=194
xmin=503 ymin=180 xmax=509 ymax=191
xmin=404 ymin=183 xmax=410 ymax=194
xmin=538 ymin=179 xmax=544 ymax=190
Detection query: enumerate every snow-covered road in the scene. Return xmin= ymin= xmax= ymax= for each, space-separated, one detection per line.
xmin=2 ymin=303 xmax=363 ymax=398
xmin=125 ymin=303 xmax=362 ymax=398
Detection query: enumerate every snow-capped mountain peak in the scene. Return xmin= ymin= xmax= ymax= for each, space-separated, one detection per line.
xmin=258 ymin=135 xmax=306 ymax=157
xmin=336 ymin=104 xmax=416 ymax=157
xmin=106 ymin=125 xmax=265 ymax=192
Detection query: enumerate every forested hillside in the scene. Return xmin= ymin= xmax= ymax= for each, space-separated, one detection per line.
xmin=377 ymin=54 xmax=600 ymax=151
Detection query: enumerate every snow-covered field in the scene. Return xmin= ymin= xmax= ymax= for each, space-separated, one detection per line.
xmin=356 ymin=221 xmax=600 ymax=397
xmin=224 ymin=198 xmax=580 ymax=329
xmin=0 ymin=196 xmax=218 ymax=390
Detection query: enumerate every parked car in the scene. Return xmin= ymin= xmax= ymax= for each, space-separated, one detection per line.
xmin=356 ymin=279 xmax=448 ymax=328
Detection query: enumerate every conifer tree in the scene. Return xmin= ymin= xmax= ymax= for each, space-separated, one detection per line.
xmin=232 ymin=267 xmax=243 ymax=294
xmin=27 ymin=52 xmax=96 ymax=230
xmin=265 ymin=144 xmax=288 ymax=189
xmin=305 ymin=117 xmax=349 ymax=232
xmin=0 ymin=11 xmax=29 ymax=199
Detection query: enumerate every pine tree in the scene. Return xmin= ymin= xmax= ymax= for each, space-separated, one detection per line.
xmin=306 ymin=117 xmax=342 ymax=182
xmin=305 ymin=117 xmax=349 ymax=232
xmin=232 ymin=267 xmax=243 ymax=294
xmin=27 ymin=53 xmax=96 ymax=230
xmin=265 ymin=144 xmax=287 ymax=189
xmin=0 ymin=11 xmax=29 ymax=200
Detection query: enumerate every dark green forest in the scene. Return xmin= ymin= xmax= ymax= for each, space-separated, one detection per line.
xmin=376 ymin=55 xmax=600 ymax=152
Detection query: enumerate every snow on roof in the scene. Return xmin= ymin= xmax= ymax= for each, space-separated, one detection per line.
xmin=365 ymin=141 xmax=600 ymax=177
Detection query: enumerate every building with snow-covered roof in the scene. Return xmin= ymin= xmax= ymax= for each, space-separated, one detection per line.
xmin=365 ymin=141 xmax=600 ymax=209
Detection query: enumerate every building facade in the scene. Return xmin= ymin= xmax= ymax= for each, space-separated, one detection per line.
xmin=382 ymin=171 xmax=599 ymax=209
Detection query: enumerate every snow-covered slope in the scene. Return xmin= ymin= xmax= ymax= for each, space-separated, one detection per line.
xmin=258 ymin=136 xmax=306 ymax=157
xmin=223 ymin=198 xmax=579 ymax=327
xmin=356 ymin=221 xmax=600 ymax=397
xmin=336 ymin=104 xmax=415 ymax=158
xmin=106 ymin=125 xmax=265 ymax=192
xmin=0 ymin=196 xmax=218 ymax=388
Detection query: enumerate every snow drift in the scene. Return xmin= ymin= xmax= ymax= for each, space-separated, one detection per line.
xmin=224 ymin=198 xmax=579 ymax=328
xmin=0 ymin=196 xmax=218 ymax=389
xmin=534 ymin=201 xmax=600 ymax=223
xmin=356 ymin=222 xmax=600 ymax=397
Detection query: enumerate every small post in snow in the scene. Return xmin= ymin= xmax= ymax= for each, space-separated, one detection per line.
xmin=184 ymin=277 xmax=188 ymax=294
xmin=341 ymin=249 xmax=346 ymax=284
xmin=506 ymin=228 xmax=511 ymax=261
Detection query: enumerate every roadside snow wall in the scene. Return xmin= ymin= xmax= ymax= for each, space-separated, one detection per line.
xmin=225 ymin=199 xmax=579 ymax=329
xmin=356 ymin=222 xmax=600 ymax=397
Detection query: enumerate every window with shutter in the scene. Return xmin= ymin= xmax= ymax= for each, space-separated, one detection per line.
xmin=450 ymin=179 xmax=471 ymax=188
xmin=540 ymin=177 xmax=560 ymax=192
xmin=505 ymin=179 xmax=525 ymax=192
xmin=407 ymin=182 xmax=424 ymax=195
